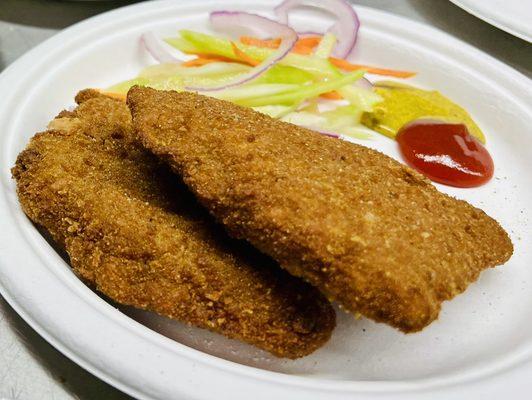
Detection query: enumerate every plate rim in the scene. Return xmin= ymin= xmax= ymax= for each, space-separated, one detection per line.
xmin=0 ymin=1 xmax=531 ymax=399
xmin=448 ymin=0 xmax=532 ymax=43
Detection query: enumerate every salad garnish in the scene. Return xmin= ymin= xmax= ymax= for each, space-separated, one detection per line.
xmin=106 ymin=0 xmax=494 ymax=187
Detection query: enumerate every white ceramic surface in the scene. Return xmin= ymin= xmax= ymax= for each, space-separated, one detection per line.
xmin=0 ymin=1 xmax=531 ymax=399
xmin=449 ymin=0 xmax=532 ymax=42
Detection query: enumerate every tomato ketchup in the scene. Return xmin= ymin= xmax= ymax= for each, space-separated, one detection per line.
xmin=396 ymin=119 xmax=494 ymax=188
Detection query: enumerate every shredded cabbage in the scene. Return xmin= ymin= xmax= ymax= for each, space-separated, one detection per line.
xmin=314 ymin=33 xmax=337 ymax=59
xmin=237 ymin=71 xmax=364 ymax=107
xmin=170 ymin=30 xmax=339 ymax=78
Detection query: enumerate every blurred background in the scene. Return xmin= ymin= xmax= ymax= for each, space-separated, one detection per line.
xmin=0 ymin=1 xmax=530 ymax=399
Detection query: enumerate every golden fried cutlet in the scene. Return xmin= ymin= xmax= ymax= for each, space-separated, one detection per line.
xmin=11 ymin=90 xmax=335 ymax=358
xmin=128 ymin=86 xmax=513 ymax=333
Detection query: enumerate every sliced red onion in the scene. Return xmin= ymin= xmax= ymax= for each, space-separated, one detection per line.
xmin=317 ymin=130 xmax=340 ymax=138
xmin=141 ymin=32 xmax=182 ymax=64
xmin=185 ymin=12 xmax=297 ymax=92
xmin=302 ymin=126 xmax=340 ymax=138
xmin=274 ymin=0 xmax=360 ymax=58
xmin=297 ymin=31 xmax=322 ymax=38
xmin=356 ymin=77 xmax=373 ymax=89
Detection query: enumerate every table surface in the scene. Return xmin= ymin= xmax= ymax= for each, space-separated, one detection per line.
xmin=0 ymin=1 xmax=530 ymax=399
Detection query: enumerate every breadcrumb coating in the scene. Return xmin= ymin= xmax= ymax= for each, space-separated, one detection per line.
xmin=12 ymin=90 xmax=335 ymax=358
xmin=128 ymin=86 xmax=513 ymax=333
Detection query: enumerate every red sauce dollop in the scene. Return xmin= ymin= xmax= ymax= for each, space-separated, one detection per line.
xmin=396 ymin=120 xmax=494 ymax=188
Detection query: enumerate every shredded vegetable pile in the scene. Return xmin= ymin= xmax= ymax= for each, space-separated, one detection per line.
xmin=107 ymin=0 xmax=415 ymax=139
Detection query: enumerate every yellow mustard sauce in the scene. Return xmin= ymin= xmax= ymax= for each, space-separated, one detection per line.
xmin=361 ymin=81 xmax=485 ymax=143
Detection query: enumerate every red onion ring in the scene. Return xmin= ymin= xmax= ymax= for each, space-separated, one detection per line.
xmin=141 ymin=32 xmax=183 ymax=64
xmin=302 ymin=126 xmax=340 ymax=138
xmin=185 ymin=12 xmax=297 ymax=92
xmin=297 ymin=31 xmax=322 ymax=38
xmin=316 ymin=130 xmax=340 ymax=138
xmin=274 ymin=0 xmax=360 ymax=58
xmin=356 ymin=77 xmax=373 ymax=89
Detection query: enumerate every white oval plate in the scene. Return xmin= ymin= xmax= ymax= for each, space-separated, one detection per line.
xmin=449 ymin=0 xmax=532 ymax=42
xmin=0 ymin=1 xmax=531 ymax=399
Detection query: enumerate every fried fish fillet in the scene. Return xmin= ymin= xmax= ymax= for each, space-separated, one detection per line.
xmin=128 ymin=86 xmax=513 ymax=333
xmin=12 ymin=90 xmax=335 ymax=358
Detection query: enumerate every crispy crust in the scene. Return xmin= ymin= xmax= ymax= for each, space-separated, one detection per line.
xmin=11 ymin=90 xmax=335 ymax=358
xmin=128 ymin=86 xmax=513 ymax=333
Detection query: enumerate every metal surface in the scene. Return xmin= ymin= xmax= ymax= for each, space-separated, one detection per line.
xmin=0 ymin=0 xmax=530 ymax=399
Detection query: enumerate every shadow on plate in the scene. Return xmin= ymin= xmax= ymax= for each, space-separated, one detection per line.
xmin=31 ymin=225 xmax=344 ymax=375
xmin=1 ymin=297 xmax=133 ymax=399
xmin=0 ymin=38 xmax=5 ymax=71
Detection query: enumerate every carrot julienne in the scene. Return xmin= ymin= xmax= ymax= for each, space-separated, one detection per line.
xmin=294 ymin=36 xmax=322 ymax=48
xmin=239 ymin=36 xmax=281 ymax=48
xmin=182 ymin=55 xmax=237 ymax=67
xmin=231 ymin=42 xmax=261 ymax=66
xmin=319 ymin=91 xmax=344 ymax=100
xmin=237 ymin=35 xmax=415 ymax=78
xmin=329 ymin=57 xmax=416 ymax=78
xmin=239 ymin=35 xmax=320 ymax=55
xmin=181 ymin=50 xmax=260 ymax=68
xmin=292 ymin=45 xmax=314 ymax=55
